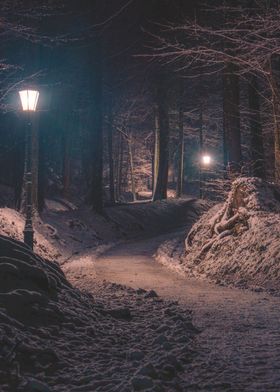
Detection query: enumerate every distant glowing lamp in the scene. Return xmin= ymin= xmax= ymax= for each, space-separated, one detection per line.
xmin=19 ymin=90 xmax=39 ymax=111
xmin=201 ymin=154 xmax=212 ymax=166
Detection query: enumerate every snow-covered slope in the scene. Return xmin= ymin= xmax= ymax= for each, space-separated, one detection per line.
xmin=0 ymin=208 xmax=60 ymax=260
xmin=0 ymin=197 xmax=207 ymax=266
xmin=156 ymin=178 xmax=280 ymax=294
xmin=0 ymin=235 xmax=198 ymax=391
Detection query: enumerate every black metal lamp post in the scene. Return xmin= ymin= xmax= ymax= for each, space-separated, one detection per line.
xmin=19 ymin=89 xmax=39 ymax=250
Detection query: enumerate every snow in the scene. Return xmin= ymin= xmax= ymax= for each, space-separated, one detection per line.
xmin=93 ymin=229 xmax=280 ymax=391
xmin=2 ymin=186 xmax=280 ymax=390
xmin=0 ymin=235 xmax=198 ymax=392
xmin=0 ymin=196 xmax=210 ymax=391
xmin=156 ymin=177 xmax=280 ymax=294
xmin=0 ymin=197 xmax=207 ymax=266
xmin=0 ymin=207 xmax=60 ymax=260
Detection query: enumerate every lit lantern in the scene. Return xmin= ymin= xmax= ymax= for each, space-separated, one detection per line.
xmin=19 ymin=90 xmax=39 ymax=111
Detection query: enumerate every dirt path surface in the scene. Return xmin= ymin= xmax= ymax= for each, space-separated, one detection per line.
xmin=95 ymin=234 xmax=280 ymax=391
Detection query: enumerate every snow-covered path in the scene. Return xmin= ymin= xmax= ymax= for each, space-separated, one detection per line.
xmin=95 ymin=234 xmax=280 ymax=391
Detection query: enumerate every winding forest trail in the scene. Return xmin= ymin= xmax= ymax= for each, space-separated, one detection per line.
xmin=95 ymin=233 xmax=280 ymax=391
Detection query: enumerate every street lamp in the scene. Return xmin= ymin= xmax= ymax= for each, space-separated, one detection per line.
xmin=19 ymin=89 xmax=39 ymax=250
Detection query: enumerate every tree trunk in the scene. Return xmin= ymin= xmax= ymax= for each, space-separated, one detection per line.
xmin=199 ymin=103 xmax=204 ymax=198
xmin=89 ymin=44 xmax=103 ymax=213
xmin=272 ymin=94 xmax=280 ymax=182
xmin=176 ymin=86 xmax=184 ymax=198
xmin=153 ymin=106 xmax=160 ymax=196
xmin=107 ymin=98 xmax=115 ymax=204
xmin=127 ymin=136 xmax=137 ymax=201
xmin=62 ymin=121 xmax=71 ymax=199
xmin=248 ymin=75 xmax=265 ymax=179
xmin=223 ymin=62 xmax=242 ymax=175
xmin=270 ymin=57 xmax=280 ymax=182
xmin=116 ymin=132 xmax=123 ymax=201
xmin=153 ymin=77 xmax=169 ymax=201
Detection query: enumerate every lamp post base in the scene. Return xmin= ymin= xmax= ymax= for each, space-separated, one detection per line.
xmin=24 ymin=226 xmax=34 ymax=250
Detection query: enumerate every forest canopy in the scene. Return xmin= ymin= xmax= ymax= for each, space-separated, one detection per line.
xmin=0 ymin=0 xmax=279 ymax=212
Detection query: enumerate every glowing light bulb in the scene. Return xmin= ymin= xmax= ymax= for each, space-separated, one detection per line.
xmin=202 ymin=155 xmax=211 ymax=165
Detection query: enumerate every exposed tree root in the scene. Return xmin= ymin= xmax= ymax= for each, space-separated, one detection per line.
xmin=44 ymin=224 xmax=59 ymax=239
xmin=180 ymin=178 xmax=280 ymax=292
xmin=203 ymin=229 xmax=232 ymax=254
xmin=187 ymin=179 xmax=251 ymax=256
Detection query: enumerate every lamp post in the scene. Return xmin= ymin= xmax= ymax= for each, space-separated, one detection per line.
xmin=199 ymin=154 xmax=212 ymax=199
xmin=19 ymin=89 xmax=39 ymax=250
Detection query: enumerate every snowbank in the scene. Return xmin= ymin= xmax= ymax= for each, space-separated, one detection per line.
xmin=156 ymin=178 xmax=280 ymax=294
xmin=0 ymin=208 xmax=60 ymax=260
xmin=107 ymin=197 xmax=208 ymax=238
xmin=0 ymin=235 xmax=198 ymax=391
xmin=0 ymin=197 xmax=207 ymax=265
